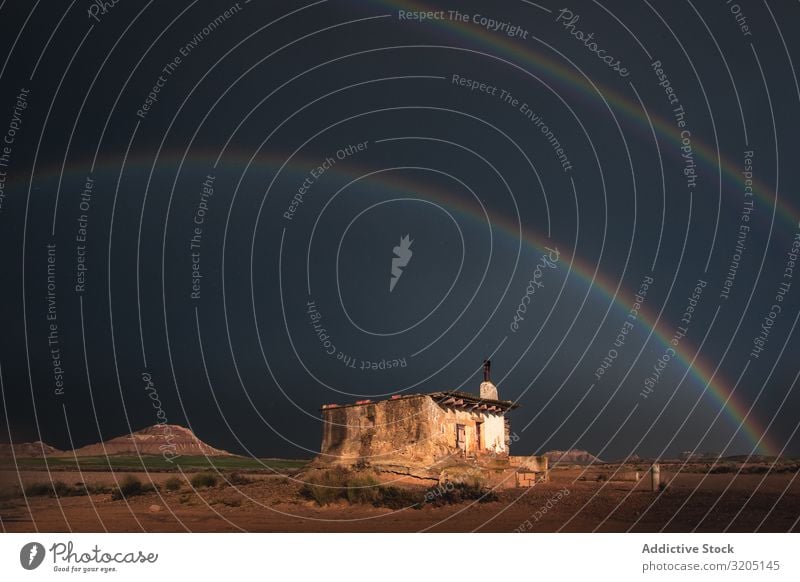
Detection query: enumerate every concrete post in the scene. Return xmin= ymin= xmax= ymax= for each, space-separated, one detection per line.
xmin=650 ymin=463 xmax=661 ymax=491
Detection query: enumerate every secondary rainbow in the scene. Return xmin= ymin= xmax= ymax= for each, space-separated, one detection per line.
xmin=368 ymin=0 xmax=798 ymax=233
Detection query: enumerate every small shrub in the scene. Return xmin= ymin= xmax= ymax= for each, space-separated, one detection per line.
xmin=73 ymin=482 xmax=112 ymax=496
xmin=111 ymin=476 xmax=142 ymax=500
xmin=53 ymin=481 xmax=72 ymax=497
xmin=24 ymin=481 xmax=84 ymax=498
xmin=228 ymin=472 xmax=251 ymax=486
xmin=121 ymin=475 xmax=142 ymax=494
xmin=475 ymin=486 xmax=499 ymax=503
xmin=0 ymin=485 xmax=22 ymax=501
xmin=300 ymin=467 xmax=351 ymax=506
xmin=345 ymin=474 xmax=381 ymax=504
xmin=190 ymin=473 xmax=218 ymax=489
xmin=322 ymin=466 xmax=351 ymax=487
xmin=377 ymin=486 xmax=424 ymax=509
xmin=164 ymin=477 xmax=182 ymax=492
xmin=24 ymin=482 xmax=50 ymax=497
xmin=301 ymin=482 xmax=340 ymax=506
xmin=89 ymin=483 xmax=113 ymax=495
xmin=423 ymin=482 xmax=497 ymax=507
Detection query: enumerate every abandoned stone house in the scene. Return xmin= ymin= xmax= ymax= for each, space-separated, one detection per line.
xmin=315 ymin=361 xmax=548 ymax=488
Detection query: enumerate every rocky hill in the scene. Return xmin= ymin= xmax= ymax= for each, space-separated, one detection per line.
xmin=0 ymin=441 xmax=63 ymax=458
xmin=67 ymin=424 xmax=232 ymax=457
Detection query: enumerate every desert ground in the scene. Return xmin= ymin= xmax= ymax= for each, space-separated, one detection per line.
xmin=1 ymin=461 xmax=798 ymax=532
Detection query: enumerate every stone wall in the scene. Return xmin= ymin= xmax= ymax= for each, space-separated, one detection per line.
xmin=319 ymin=395 xmax=511 ymax=467
xmin=320 ymin=395 xmax=451 ymax=467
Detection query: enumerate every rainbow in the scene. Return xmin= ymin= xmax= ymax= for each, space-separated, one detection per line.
xmin=366 ymin=0 xmax=798 ymax=233
xmin=19 ymin=143 xmax=778 ymax=455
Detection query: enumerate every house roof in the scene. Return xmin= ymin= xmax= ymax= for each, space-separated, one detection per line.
xmin=429 ymin=390 xmax=519 ymax=412
xmin=321 ymin=390 xmax=519 ymax=412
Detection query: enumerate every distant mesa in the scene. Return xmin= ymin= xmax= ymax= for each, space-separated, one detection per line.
xmin=0 ymin=441 xmax=64 ymax=458
xmin=544 ymin=449 xmax=603 ymax=465
xmin=617 ymin=453 xmax=643 ymax=463
xmin=67 ymin=424 xmax=233 ymax=457
xmin=1 ymin=424 xmax=232 ymax=458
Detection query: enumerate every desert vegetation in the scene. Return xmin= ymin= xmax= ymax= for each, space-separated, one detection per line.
xmin=299 ymin=467 xmax=497 ymax=509
xmin=24 ymin=480 xmax=113 ymax=498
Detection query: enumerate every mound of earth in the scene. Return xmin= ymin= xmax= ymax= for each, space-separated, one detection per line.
xmin=67 ymin=424 xmax=233 ymax=457
xmin=544 ymin=449 xmax=603 ymax=465
xmin=0 ymin=441 xmax=63 ymax=458
xmin=617 ymin=453 xmax=644 ymax=463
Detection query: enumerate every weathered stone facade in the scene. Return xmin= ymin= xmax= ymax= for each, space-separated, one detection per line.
xmin=320 ymin=391 xmax=512 ymax=465
xmin=314 ymin=380 xmax=548 ymax=488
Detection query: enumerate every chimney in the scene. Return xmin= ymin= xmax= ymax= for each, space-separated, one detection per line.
xmin=480 ymin=359 xmax=498 ymax=400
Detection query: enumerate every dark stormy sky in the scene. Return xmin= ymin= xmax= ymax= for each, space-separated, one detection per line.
xmin=0 ymin=0 xmax=798 ymax=460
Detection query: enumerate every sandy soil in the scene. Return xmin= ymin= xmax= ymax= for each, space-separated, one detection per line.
xmin=1 ymin=467 xmax=797 ymax=532
xmin=1 ymin=469 xmax=287 ymax=488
